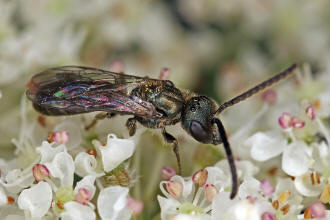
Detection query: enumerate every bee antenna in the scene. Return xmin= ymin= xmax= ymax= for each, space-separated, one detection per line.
xmin=215 ymin=63 xmax=297 ymax=115
xmin=212 ymin=118 xmax=238 ymax=199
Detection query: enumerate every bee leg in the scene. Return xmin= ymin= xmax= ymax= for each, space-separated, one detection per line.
xmin=162 ymin=128 xmax=182 ymax=175
xmin=126 ymin=117 xmax=137 ymax=136
xmin=85 ymin=112 xmax=115 ymax=130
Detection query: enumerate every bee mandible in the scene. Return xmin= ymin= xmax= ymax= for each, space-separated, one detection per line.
xmin=26 ymin=63 xmax=297 ymax=199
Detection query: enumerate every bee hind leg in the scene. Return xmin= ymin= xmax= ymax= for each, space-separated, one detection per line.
xmin=85 ymin=112 xmax=116 ymax=130
xmin=162 ymin=128 xmax=182 ymax=175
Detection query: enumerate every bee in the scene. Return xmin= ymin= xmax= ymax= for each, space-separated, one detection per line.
xmin=26 ymin=63 xmax=297 ymax=199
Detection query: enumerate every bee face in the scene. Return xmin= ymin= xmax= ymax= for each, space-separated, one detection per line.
xmin=182 ymin=96 xmax=216 ymax=143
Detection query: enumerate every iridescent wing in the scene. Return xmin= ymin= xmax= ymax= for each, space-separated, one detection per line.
xmin=26 ymin=66 xmax=164 ymax=118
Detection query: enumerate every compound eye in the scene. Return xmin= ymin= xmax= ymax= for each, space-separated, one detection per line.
xmin=190 ymin=120 xmax=209 ymax=143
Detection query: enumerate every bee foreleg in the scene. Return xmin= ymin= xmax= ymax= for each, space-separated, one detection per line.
xmin=162 ymin=128 xmax=182 ymax=175
xmin=85 ymin=112 xmax=115 ymax=130
xmin=126 ymin=117 xmax=137 ymax=136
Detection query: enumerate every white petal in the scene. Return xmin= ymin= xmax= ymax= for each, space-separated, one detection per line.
xmin=282 ymin=142 xmax=310 ymax=176
xmin=171 ymin=175 xmax=194 ymax=202
xmin=212 ymin=192 xmax=240 ymax=220
xmin=74 ymin=152 xmax=104 ymax=177
xmin=294 ymin=174 xmax=323 ymax=197
xmin=206 ymin=166 xmax=227 ymax=189
xmin=94 ymin=134 xmax=135 ymax=172
xmin=238 ymin=177 xmax=260 ymax=200
xmin=245 ymin=131 xmax=287 ymax=161
xmin=1 ymin=169 xmax=34 ymax=193
xmin=46 ymin=151 xmax=75 ymax=186
xmin=0 ymin=186 xmax=8 ymax=206
xmin=17 ymin=182 xmax=52 ymax=218
xmin=97 ymin=186 xmax=131 ymax=220
xmin=74 ymin=175 xmax=96 ymax=199
xmin=157 ymin=195 xmax=181 ymax=220
xmin=36 ymin=141 xmax=65 ymax=164
xmin=61 ymin=201 xmax=96 ymax=220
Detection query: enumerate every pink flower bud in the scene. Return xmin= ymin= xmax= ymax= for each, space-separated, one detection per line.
xmin=262 ymin=90 xmax=277 ymax=105
xmin=261 ymin=212 xmax=276 ymax=220
xmin=166 ymin=181 xmax=183 ymax=198
xmin=160 ymin=166 xmax=176 ymax=180
xmin=48 ymin=131 xmax=69 ymax=144
xmin=192 ymin=169 xmax=208 ymax=187
xmin=260 ymin=179 xmax=274 ymax=196
xmin=126 ymin=197 xmax=144 ymax=215
xmin=32 ymin=164 xmax=49 ymax=182
xmin=305 ymin=104 xmax=315 ymax=120
xmin=109 ymin=60 xmax=125 ymax=73
xmin=75 ymin=188 xmax=91 ymax=205
xmin=290 ymin=117 xmax=305 ymax=129
xmin=159 ymin=67 xmax=171 ymax=80
xmin=278 ymin=112 xmax=292 ymax=129
xmin=205 ymin=184 xmax=218 ymax=202
xmin=309 ymin=201 xmax=326 ymax=218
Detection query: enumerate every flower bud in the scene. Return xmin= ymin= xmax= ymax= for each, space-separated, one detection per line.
xmin=126 ymin=197 xmax=144 ymax=215
xmin=32 ymin=164 xmax=49 ymax=182
xmin=48 ymin=131 xmax=69 ymax=144
xmin=309 ymin=201 xmax=326 ymax=218
xmin=75 ymin=188 xmax=91 ymax=205
xmin=262 ymin=90 xmax=277 ymax=105
xmin=305 ymin=104 xmax=315 ymax=120
xmin=160 ymin=166 xmax=176 ymax=180
xmin=159 ymin=67 xmax=171 ymax=80
xmin=192 ymin=169 xmax=208 ymax=187
xmin=261 ymin=212 xmax=276 ymax=220
xmin=205 ymin=184 xmax=218 ymax=202
xmin=109 ymin=60 xmax=125 ymax=73
xmin=278 ymin=112 xmax=292 ymax=129
xmin=260 ymin=179 xmax=274 ymax=196
xmin=166 ymin=181 xmax=183 ymax=198
xmin=290 ymin=117 xmax=305 ymax=129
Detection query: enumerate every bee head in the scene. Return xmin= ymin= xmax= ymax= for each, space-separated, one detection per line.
xmin=182 ymin=96 xmax=217 ymax=144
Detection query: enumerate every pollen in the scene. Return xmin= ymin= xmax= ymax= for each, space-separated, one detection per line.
xmin=280 ymin=204 xmax=290 ymax=215
xmin=320 ymin=184 xmax=330 ymax=204
xmin=278 ymin=190 xmax=290 ymax=204
xmin=272 ymin=200 xmax=279 ymax=210
xmin=7 ymin=196 xmax=15 ymax=204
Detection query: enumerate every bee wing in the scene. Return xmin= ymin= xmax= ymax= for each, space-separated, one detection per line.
xmin=26 ymin=66 xmax=163 ymax=117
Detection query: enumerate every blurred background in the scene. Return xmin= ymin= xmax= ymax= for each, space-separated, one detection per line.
xmin=0 ymin=0 xmax=329 ymax=218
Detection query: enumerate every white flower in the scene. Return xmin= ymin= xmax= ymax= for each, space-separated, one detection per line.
xmin=97 ymin=186 xmax=132 ymax=220
xmin=17 ymin=181 xmax=52 ymax=218
xmin=61 ymin=201 xmax=96 ymax=220
xmin=74 ymin=152 xmax=103 ymax=177
xmin=92 ymin=134 xmax=136 ymax=173
xmin=244 ymin=131 xmax=311 ymax=177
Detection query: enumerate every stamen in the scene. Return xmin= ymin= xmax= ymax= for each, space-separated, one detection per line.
xmin=304 ymin=207 xmax=312 ymax=219
xmin=272 ymin=200 xmax=279 ymax=210
xmin=7 ymin=196 xmax=15 ymax=204
xmin=160 ymin=166 xmax=176 ymax=181
xmin=310 ymin=172 xmax=315 ymax=185
xmin=192 ymin=169 xmax=208 ymax=187
xmin=86 ymin=149 xmax=97 ymax=157
xmin=280 ymin=204 xmax=290 ymax=215
xmin=166 ymin=181 xmax=183 ymax=198
xmin=205 ymin=184 xmax=218 ymax=202
xmin=32 ymin=164 xmax=50 ymax=182
xmin=75 ymin=188 xmax=91 ymax=205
